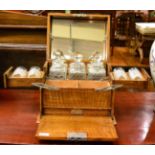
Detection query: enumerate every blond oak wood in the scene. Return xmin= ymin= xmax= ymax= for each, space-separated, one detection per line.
xmin=36 ymin=115 xmax=118 ymax=141
xmin=43 ymin=89 xmax=111 ymax=110
xmin=40 ymin=80 xmax=113 ymax=113
xmin=77 ymin=80 xmax=111 ymax=88
xmin=45 ymin=80 xmax=79 ymax=88
xmin=45 ymin=80 xmax=111 ymax=88
xmin=38 ymin=80 xmax=117 ymax=141
xmin=43 ymin=80 xmax=112 ymax=110
xmin=37 ymin=13 xmax=116 ymax=142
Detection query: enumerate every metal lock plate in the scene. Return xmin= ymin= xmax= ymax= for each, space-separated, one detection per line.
xmin=71 ymin=109 xmax=83 ymax=115
xmin=67 ymin=132 xmax=87 ymax=141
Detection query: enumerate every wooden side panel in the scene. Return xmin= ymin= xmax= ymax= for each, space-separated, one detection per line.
xmin=7 ymin=77 xmax=45 ymax=88
xmin=36 ymin=115 xmax=118 ymax=141
xmin=45 ymin=80 xmax=111 ymax=88
xmin=112 ymin=80 xmax=148 ymax=90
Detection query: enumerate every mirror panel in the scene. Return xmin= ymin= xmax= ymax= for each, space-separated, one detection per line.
xmin=51 ymin=19 xmax=107 ymax=59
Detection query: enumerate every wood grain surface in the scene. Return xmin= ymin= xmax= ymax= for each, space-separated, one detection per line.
xmin=36 ymin=115 xmax=118 ymax=141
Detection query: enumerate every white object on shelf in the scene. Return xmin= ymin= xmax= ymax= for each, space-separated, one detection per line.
xmin=150 ymin=40 xmax=155 ymax=83
xmin=12 ymin=66 xmax=28 ymax=78
xmin=128 ymin=68 xmax=143 ymax=80
xmin=113 ymin=68 xmax=127 ymax=80
xmin=28 ymin=66 xmax=41 ymax=78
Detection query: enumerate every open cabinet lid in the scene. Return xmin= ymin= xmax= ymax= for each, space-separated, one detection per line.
xmin=46 ymin=13 xmax=110 ymax=62
xmin=36 ymin=115 xmax=118 ymax=141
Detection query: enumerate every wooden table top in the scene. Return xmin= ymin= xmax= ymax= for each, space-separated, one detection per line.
xmin=0 ymin=89 xmax=155 ymax=144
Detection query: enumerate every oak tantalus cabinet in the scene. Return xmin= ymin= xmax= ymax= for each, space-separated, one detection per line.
xmin=36 ymin=13 xmax=118 ymax=142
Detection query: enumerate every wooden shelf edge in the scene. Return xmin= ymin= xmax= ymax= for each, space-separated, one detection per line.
xmin=0 ymin=24 xmax=47 ymax=29
xmin=0 ymin=43 xmax=46 ymax=51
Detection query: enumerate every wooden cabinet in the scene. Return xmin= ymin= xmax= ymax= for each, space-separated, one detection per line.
xmin=36 ymin=13 xmax=118 ymax=142
xmin=36 ymin=80 xmax=118 ymax=141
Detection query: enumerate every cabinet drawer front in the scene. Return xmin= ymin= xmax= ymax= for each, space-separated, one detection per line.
xmin=43 ymin=89 xmax=112 ymax=110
